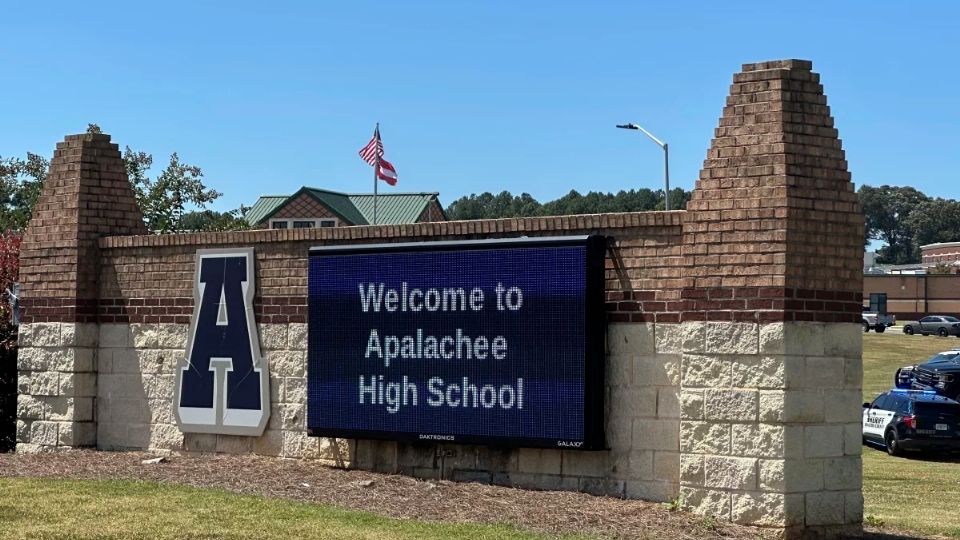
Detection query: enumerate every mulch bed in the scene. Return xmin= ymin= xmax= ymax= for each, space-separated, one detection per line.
xmin=0 ymin=450 xmax=776 ymax=539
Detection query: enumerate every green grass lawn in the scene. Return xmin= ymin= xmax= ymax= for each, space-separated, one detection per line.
xmin=0 ymin=478 xmax=566 ymax=540
xmin=863 ymin=332 xmax=960 ymax=537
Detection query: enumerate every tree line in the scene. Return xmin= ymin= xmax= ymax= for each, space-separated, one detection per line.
xmin=445 ymin=188 xmax=692 ymax=220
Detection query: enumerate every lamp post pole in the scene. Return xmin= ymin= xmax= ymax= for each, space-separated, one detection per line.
xmin=616 ymin=123 xmax=670 ymax=211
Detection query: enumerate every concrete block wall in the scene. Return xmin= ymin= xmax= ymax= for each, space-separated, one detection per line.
xmin=15 ymin=322 xmax=98 ymax=452
xmin=678 ymin=322 xmax=863 ymax=532
xmin=15 ymin=59 xmax=865 ymax=537
xmin=93 ymin=321 xmax=346 ymax=460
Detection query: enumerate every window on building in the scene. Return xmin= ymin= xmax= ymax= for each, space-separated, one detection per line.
xmin=270 ymin=218 xmax=338 ymax=229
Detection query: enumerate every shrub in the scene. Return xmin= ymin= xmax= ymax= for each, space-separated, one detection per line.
xmin=0 ymin=232 xmax=21 ymax=452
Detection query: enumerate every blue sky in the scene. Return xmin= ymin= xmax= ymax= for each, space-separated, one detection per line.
xmin=1 ymin=1 xmax=957 ymax=212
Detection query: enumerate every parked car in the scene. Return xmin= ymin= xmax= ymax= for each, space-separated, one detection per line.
xmin=863 ymin=389 xmax=960 ymax=456
xmin=862 ymin=308 xmax=895 ymax=333
xmin=902 ymin=315 xmax=960 ymax=337
xmin=895 ymin=348 xmax=960 ymax=399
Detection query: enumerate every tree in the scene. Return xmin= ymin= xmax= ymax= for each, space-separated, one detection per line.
xmin=178 ymin=208 xmax=251 ymax=232
xmin=444 ymin=187 xmax=692 ymax=221
xmin=445 ymin=192 xmax=543 ymax=220
xmin=0 ymin=154 xmax=48 ymax=232
xmin=904 ymin=198 xmax=960 ymax=253
xmin=858 ymin=185 xmax=930 ymax=264
xmin=662 ymin=188 xmax=692 ymax=211
xmin=0 ymin=233 xmax=20 ymax=344
xmin=125 ymin=149 xmax=222 ymax=233
xmin=0 ymin=233 xmax=20 ymax=452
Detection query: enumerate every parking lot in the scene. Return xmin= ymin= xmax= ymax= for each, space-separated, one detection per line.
xmin=863 ymin=332 xmax=960 ymax=537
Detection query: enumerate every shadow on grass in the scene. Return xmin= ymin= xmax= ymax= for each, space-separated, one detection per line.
xmin=864 ymin=532 xmax=929 ymax=540
xmin=863 ymin=440 xmax=960 ymax=464
xmin=881 ymin=451 xmax=960 ymax=464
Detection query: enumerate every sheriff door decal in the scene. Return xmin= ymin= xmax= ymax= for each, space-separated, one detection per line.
xmin=173 ymin=248 xmax=270 ymax=436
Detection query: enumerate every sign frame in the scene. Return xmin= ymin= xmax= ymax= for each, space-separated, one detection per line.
xmin=306 ymin=235 xmax=607 ymax=450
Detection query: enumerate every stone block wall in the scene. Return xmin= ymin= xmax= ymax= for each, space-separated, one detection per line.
xmin=92 ymin=320 xmax=345 ymax=460
xmin=15 ymin=59 xmax=864 ymax=537
xmin=16 ymin=322 xmax=98 ymax=452
xmin=678 ymin=322 xmax=863 ymax=531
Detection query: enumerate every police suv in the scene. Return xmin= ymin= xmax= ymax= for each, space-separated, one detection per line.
xmin=862 ymin=389 xmax=960 ymax=456
xmin=895 ymin=347 xmax=960 ymax=400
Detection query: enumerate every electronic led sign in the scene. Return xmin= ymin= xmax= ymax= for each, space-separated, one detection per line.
xmin=307 ymin=236 xmax=605 ymax=449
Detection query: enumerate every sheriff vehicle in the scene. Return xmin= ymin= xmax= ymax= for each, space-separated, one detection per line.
xmin=895 ymin=347 xmax=960 ymax=400
xmin=862 ymin=389 xmax=960 ymax=456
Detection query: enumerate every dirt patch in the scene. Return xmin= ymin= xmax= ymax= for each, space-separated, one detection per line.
xmin=0 ymin=450 xmax=774 ymax=539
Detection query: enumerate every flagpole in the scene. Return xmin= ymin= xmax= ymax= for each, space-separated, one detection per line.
xmin=373 ymin=123 xmax=379 ymax=226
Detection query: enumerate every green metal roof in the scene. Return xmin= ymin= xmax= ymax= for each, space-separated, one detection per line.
xmin=306 ymin=188 xmax=369 ymax=225
xmin=246 ymin=187 xmax=438 ymax=226
xmin=245 ymin=195 xmax=287 ymax=225
xmin=349 ymin=193 xmax=435 ymax=225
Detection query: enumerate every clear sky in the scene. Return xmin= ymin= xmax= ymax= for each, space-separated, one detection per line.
xmin=1 ymin=1 xmax=957 ymax=213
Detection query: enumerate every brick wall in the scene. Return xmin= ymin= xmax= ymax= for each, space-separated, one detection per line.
xmin=16 ymin=59 xmax=864 ymax=537
xmin=92 ymin=213 xmax=683 ymax=326
xmin=921 ymin=243 xmax=960 ymax=264
xmin=19 ymin=134 xmax=147 ymax=322
xmin=682 ymin=59 xmax=862 ymax=324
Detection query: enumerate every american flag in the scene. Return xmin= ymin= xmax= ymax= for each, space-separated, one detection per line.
xmin=358 ymin=126 xmax=383 ymax=165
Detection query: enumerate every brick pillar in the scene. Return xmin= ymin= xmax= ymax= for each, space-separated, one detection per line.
xmin=678 ymin=60 xmax=863 ymax=537
xmin=16 ymin=132 xmax=147 ymax=452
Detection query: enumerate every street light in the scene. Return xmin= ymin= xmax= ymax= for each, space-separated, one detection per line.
xmin=616 ymin=123 xmax=671 ymax=211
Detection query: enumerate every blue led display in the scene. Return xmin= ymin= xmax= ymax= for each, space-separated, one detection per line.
xmin=307 ymin=236 xmax=606 ymax=449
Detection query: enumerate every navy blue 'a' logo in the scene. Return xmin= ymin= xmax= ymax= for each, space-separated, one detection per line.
xmin=173 ymin=248 xmax=270 ymax=436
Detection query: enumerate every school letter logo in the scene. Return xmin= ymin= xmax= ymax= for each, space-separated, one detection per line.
xmin=173 ymin=248 xmax=270 ymax=436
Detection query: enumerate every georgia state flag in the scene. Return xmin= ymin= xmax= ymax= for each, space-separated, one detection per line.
xmin=377 ymin=158 xmax=397 ymax=186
